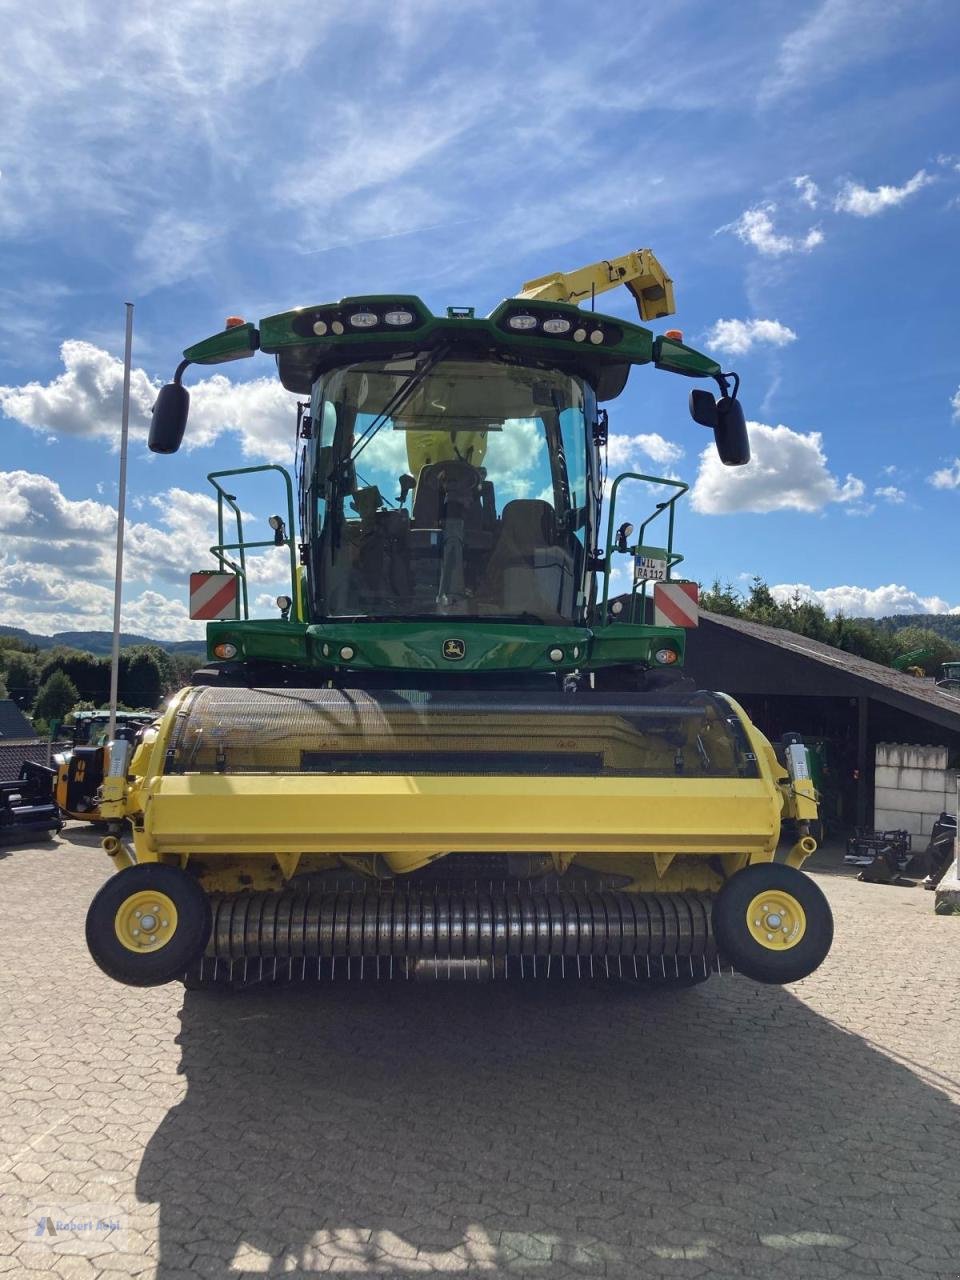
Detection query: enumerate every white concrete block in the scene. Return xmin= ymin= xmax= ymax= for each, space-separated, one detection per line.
xmin=881 ymin=743 xmax=948 ymax=771
xmin=873 ymin=765 xmax=900 ymax=789
xmin=899 ymin=769 xmax=923 ymax=791
xmin=874 ymin=787 xmax=928 ymax=815
xmin=921 ymin=769 xmax=949 ymax=793
xmin=874 ymin=808 xmax=922 ymax=836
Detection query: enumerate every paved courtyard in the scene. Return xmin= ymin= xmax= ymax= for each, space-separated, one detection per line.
xmin=1 ymin=829 xmax=958 ymax=1280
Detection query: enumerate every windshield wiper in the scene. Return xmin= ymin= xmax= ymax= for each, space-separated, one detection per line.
xmin=350 ymin=343 xmax=451 ymax=464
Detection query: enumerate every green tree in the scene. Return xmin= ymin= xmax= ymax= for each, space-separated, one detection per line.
xmin=33 ymin=671 xmax=80 ymax=727
xmin=118 ymin=648 xmax=163 ymax=709
xmin=699 ymin=579 xmax=743 ymax=616
xmin=38 ymin=648 xmax=110 ymax=704
xmin=1 ymin=650 xmax=40 ymax=708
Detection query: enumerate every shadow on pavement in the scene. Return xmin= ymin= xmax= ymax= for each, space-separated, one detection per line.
xmin=137 ymin=977 xmax=960 ymax=1279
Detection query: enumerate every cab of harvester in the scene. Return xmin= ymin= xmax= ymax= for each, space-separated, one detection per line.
xmin=154 ymin=283 xmax=748 ymax=686
xmin=84 ymin=251 xmax=832 ymax=993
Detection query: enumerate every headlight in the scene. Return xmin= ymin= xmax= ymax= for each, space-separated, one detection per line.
xmin=654 ymin=648 xmax=678 ymax=665
xmin=348 ymin=311 xmax=378 ymax=328
xmin=339 ymin=645 xmax=356 ymax=661
xmin=542 ymin=317 xmax=572 ymax=335
xmin=507 ymin=314 xmax=538 ymax=331
xmin=548 ymin=647 xmax=564 ymax=663
xmin=213 ymin=642 xmax=238 ymax=660
xmin=384 ymin=308 xmax=415 ymax=326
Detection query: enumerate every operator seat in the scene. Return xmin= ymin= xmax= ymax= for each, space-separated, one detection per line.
xmin=481 ymin=499 xmax=570 ymax=618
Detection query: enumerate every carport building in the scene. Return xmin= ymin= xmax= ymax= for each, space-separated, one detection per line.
xmin=684 ymin=612 xmax=960 ymax=836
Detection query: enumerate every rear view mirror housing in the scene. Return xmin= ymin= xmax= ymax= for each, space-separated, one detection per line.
xmin=715 ymin=396 xmax=750 ymax=466
xmin=148 ymin=382 xmax=190 ymax=454
xmin=689 ymin=388 xmax=750 ymax=466
xmin=689 ymin=388 xmax=718 ymax=428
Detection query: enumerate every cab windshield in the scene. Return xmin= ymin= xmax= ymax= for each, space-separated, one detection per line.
xmin=309 ymin=357 xmax=593 ymax=623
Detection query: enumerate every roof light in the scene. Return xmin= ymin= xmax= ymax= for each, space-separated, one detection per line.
xmin=349 ymin=311 xmax=379 ymax=328
xmin=548 ymin=647 xmax=564 ymax=663
xmin=589 ymin=329 xmax=604 ymax=344
xmin=664 ymin=329 xmax=683 ymax=341
xmin=225 ymin=316 xmax=245 ymax=329
xmin=543 ymin=317 xmax=572 ymax=335
xmin=339 ymin=645 xmax=356 ymax=661
xmin=573 ymin=328 xmax=587 ymax=343
xmin=312 ymin=320 xmax=328 ymax=336
xmin=331 ymin=320 xmax=345 ymax=335
xmin=507 ymin=314 xmax=538 ymax=331
xmin=384 ymin=308 xmax=416 ymax=326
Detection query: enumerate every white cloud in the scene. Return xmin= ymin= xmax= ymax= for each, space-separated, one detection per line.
xmin=0 ymin=340 xmax=300 ymax=461
xmin=691 ymin=422 xmax=864 ymax=515
xmin=0 ymin=557 xmax=205 ymax=641
xmin=951 ymin=386 xmax=960 ymax=421
xmin=607 ymin=433 xmax=684 ymax=468
xmin=134 ymin=212 xmax=218 ymax=291
xmin=0 ymin=469 xmax=294 ymax=642
xmin=834 ymin=169 xmax=933 ymax=216
xmin=793 ymin=175 xmax=820 ymax=208
xmin=929 ymin=460 xmax=960 ymax=490
xmin=720 ymin=203 xmax=823 ymax=256
xmin=761 ymin=1 xmax=916 ymax=103
xmin=704 ymin=318 xmax=797 ymax=357
xmin=874 ymin=485 xmax=906 ymax=504
xmin=769 ymin=582 xmax=958 ymax=618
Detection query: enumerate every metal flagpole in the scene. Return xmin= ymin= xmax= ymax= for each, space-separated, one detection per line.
xmin=108 ymin=303 xmax=134 ymax=741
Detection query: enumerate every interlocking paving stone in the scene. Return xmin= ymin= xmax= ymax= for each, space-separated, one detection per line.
xmin=1 ymin=834 xmax=958 ymax=1278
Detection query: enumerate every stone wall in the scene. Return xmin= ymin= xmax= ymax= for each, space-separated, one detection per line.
xmin=874 ymin=742 xmax=959 ymax=838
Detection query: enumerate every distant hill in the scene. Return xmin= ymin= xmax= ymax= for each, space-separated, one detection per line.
xmin=876 ymin=615 xmax=960 ymax=644
xmin=0 ymin=625 xmax=205 ymax=655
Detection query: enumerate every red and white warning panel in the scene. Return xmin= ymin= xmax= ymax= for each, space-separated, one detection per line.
xmin=653 ymin=581 xmax=699 ymax=628
xmin=189 ymin=572 xmax=239 ymax=621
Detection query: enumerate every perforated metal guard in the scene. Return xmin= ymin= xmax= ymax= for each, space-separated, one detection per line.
xmin=164 ymin=687 xmax=758 ymax=778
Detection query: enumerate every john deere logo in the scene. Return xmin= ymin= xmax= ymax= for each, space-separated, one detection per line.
xmin=442 ymin=638 xmax=466 ymax=661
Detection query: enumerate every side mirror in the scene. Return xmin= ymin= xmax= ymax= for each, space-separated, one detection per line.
xmin=714 ymin=396 xmax=750 ymax=466
xmin=689 ymin=388 xmax=718 ymax=428
xmin=148 ymin=383 xmax=190 ymax=454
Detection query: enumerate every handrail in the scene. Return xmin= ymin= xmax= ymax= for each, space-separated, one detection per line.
xmin=601 ymin=471 xmax=688 ymax=621
xmin=206 ymin=465 xmax=299 ymax=621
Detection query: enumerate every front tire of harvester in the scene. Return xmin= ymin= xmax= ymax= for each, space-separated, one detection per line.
xmin=86 ymin=864 xmax=212 ymax=987
xmin=712 ymin=863 xmax=833 ymax=985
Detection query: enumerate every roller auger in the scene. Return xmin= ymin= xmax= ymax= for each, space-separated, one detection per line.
xmin=86 ymin=249 xmax=833 ymax=990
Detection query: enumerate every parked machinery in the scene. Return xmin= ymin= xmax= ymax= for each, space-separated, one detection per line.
xmin=84 ymin=250 xmax=832 ymax=989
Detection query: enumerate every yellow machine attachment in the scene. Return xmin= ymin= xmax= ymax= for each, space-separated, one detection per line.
xmin=87 ymin=686 xmax=831 ymax=990
xmin=517 ymin=248 xmax=676 ymax=322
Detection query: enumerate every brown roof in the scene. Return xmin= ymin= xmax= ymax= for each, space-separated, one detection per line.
xmin=0 ymin=740 xmax=52 ymax=782
xmin=698 ymin=611 xmax=960 ymax=728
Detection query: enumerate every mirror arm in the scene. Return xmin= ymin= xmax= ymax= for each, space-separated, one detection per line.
xmin=715 ymin=370 xmax=740 ymax=400
xmin=173 ymin=358 xmax=192 ymax=387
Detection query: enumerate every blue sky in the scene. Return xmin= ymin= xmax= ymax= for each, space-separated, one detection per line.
xmin=1 ymin=0 xmax=958 ymax=639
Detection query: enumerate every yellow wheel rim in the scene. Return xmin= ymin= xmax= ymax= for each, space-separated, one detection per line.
xmin=746 ymin=889 xmax=806 ymax=951
xmin=114 ymin=890 xmax=178 ymax=953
